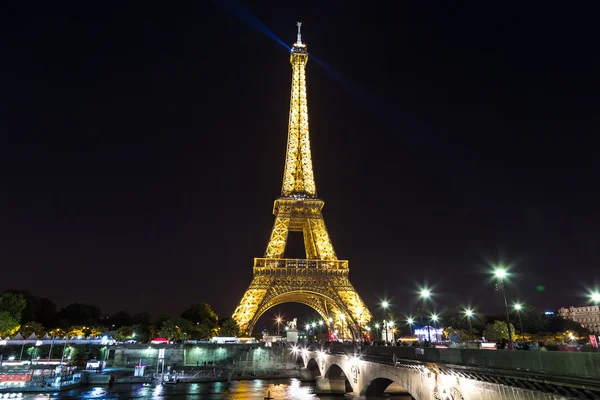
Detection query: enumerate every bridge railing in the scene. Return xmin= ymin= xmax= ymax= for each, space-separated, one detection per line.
xmin=331 ymin=343 xmax=600 ymax=379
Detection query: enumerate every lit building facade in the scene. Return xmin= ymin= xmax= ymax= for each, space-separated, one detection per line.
xmin=558 ymin=306 xmax=600 ymax=334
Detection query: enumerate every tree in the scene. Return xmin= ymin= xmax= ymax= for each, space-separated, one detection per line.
xmin=0 ymin=292 xmax=26 ymax=321
xmin=56 ymin=303 xmax=101 ymax=328
xmin=483 ymin=320 xmax=516 ymax=342
xmin=547 ymin=316 xmax=587 ymax=334
xmin=0 ymin=292 xmax=26 ymax=335
xmin=155 ymin=314 xmax=171 ymax=329
xmin=49 ymin=328 xmax=66 ymax=338
xmin=0 ymin=311 xmax=20 ymax=336
xmin=441 ymin=308 xmax=487 ymax=338
xmin=133 ymin=324 xmax=150 ymax=343
xmin=26 ymin=346 xmax=40 ymax=360
xmin=67 ymin=326 xmax=86 ymax=337
xmin=445 ymin=327 xmax=465 ymax=343
xmin=112 ymin=326 xmax=135 ymax=342
xmin=517 ymin=305 xmax=548 ymax=333
xmin=159 ymin=318 xmax=193 ymax=341
xmin=132 ymin=313 xmax=153 ymax=326
xmin=3 ymin=291 xmax=57 ymax=327
xmin=181 ymin=304 xmax=218 ymax=325
xmin=20 ymin=322 xmax=46 ymax=337
xmin=219 ymin=318 xmax=240 ymax=337
xmin=470 ymin=313 xmax=488 ymax=333
xmin=107 ymin=311 xmax=133 ymax=328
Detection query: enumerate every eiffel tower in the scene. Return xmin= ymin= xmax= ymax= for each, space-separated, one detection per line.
xmin=232 ymin=23 xmax=372 ymax=338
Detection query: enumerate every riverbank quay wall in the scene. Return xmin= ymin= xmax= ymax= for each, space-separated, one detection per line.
xmin=111 ymin=344 xmax=298 ymax=370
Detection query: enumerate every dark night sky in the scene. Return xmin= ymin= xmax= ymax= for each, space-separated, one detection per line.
xmin=1 ymin=1 xmax=599 ymax=323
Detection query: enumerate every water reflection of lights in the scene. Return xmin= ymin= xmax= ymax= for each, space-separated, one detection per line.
xmin=152 ymin=383 xmax=164 ymax=397
xmin=286 ymin=378 xmax=315 ymax=399
xmin=189 ymin=383 xmax=200 ymax=394
xmin=82 ymin=387 xmax=107 ymax=398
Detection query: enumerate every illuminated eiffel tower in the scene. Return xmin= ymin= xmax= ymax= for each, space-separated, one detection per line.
xmin=232 ymin=23 xmax=372 ymax=338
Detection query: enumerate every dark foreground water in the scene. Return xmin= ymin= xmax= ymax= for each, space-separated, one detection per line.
xmin=8 ymin=379 xmax=350 ymax=400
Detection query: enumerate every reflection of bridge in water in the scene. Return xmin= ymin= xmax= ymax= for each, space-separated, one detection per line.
xmin=298 ymin=343 xmax=600 ymax=399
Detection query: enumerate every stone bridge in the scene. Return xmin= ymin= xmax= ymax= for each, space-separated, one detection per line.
xmin=297 ymin=344 xmax=600 ymax=399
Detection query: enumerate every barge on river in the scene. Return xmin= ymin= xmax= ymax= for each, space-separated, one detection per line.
xmin=0 ymin=364 xmax=81 ymax=393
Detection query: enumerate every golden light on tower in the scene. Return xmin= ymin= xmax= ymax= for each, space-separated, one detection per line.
xmin=231 ymin=23 xmax=372 ymax=338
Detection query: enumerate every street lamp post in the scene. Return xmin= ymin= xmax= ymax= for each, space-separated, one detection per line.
xmin=513 ymin=304 xmax=525 ymax=342
xmin=431 ymin=314 xmax=439 ymax=342
xmin=407 ymin=317 xmax=415 ymax=337
xmin=276 ymin=317 xmax=283 ymax=335
xmin=383 ymin=320 xmax=389 ymax=345
xmin=463 ymin=308 xmax=474 ymax=340
xmin=494 ymin=268 xmax=514 ymax=350
xmin=420 ymin=289 xmax=432 ymax=342
xmin=381 ymin=301 xmax=390 ymax=345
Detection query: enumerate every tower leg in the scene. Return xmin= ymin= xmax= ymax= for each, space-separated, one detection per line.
xmin=232 ymin=276 xmax=271 ymax=335
xmin=265 ymin=217 xmax=291 ymax=259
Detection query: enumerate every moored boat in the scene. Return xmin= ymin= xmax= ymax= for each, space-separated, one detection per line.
xmin=0 ymin=364 xmax=81 ymax=393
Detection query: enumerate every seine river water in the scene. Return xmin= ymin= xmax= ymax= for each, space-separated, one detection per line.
xmin=14 ymin=379 xmax=375 ymax=400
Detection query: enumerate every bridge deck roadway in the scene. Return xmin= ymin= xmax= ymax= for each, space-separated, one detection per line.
xmin=303 ymin=344 xmax=600 ymax=399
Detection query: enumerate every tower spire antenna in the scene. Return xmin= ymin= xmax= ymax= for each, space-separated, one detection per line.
xmin=296 ymin=21 xmax=302 ymax=45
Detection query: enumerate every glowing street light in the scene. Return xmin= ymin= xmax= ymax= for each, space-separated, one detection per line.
xmin=419 ymin=287 xmax=433 ymax=342
xmin=463 ymin=308 xmax=475 ymax=335
xmin=407 ymin=317 xmax=415 ymax=336
xmin=493 ymin=265 xmax=514 ymax=350
xmin=275 ymin=316 xmax=283 ymax=335
xmin=590 ymin=291 xmax=600 ymax=303
xmin=494 ymin=268 xmax=508 ymax=279
xmin=513 ymin=303 xmax=525 ymax=342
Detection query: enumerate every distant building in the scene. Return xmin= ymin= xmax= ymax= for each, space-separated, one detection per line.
xmin=558 ymin=306 xmax=600 ymax=334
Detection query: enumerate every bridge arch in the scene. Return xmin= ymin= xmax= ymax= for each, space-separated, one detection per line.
xmin=323 ymin=363 xmax=353 ymax=394
xmin=305 ymin=357 xmax=321 ymax=379
xmin=363 ymin=377 xmax=411 ymax=397
xmin=324 ymin=363 xmax=346 ymax=379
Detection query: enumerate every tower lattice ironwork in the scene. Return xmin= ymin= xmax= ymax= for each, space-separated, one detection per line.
xmin=232 ymin=23 xmax=372 ymax=338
